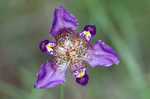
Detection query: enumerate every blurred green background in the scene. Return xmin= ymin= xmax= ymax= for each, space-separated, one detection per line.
xmin=0 ymin=0 xmax=150 ymax=99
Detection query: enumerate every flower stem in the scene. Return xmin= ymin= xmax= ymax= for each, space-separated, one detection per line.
xmin=60 ymin=84 xmax=64 ymax=99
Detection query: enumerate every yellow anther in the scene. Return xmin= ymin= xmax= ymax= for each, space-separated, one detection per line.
xmin=84 ymin=31 xmax=91 ymax=39
xmin=46 ymin=43 xmax=53 ymax=52
xmin=75 ymin=69 xmax=85 ymax=78
xmin=77 ymin=72 xmax=84 ymax=78
xmin=69 ymin=51 xmax=76 ymax=57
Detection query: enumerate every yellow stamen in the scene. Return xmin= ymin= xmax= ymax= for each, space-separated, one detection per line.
xmin=75 ymin=69 xmax=85 ymax=78
xmin=46 ymin=43 xmax=53 ymax=52
xmin=77 ymin=72 xmax=84 ymax=78
xmin=84 ymin=31 xmax=91 ymax=39
xmin=69 ymin=51 xmax=76 ymax=57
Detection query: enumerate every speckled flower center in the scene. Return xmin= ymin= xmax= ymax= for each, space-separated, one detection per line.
xmin=53 ymin=29 xmax=89 ymax=71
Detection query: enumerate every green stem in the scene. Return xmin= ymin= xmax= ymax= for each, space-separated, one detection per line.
xmin=61 ymin=84 xmax=64 ymax=99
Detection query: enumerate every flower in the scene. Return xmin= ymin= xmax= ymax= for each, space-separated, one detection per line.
xmin=34 ymin=6 xmax=119 ymax=88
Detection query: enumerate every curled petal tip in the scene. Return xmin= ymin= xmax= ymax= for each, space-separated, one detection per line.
xmin=73 ymin=67 xmax=89 ymax=86
xmin=40 ymin=40 xmax=49 ymax=52
xmin=80 ymin=25 xmax=96 ymax=42
xmin=76 ymin=73 xmax=89 ymax=86
xmin=39 ymin=40 xmax=56 ymax=55
xmin=83 ymin=25 xmax=96 ymax=36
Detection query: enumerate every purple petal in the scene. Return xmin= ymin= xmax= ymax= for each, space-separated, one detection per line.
xmin=79 ymin=25 xmax=96 ymax=42
xmin=72 ymin=67 xmax=89 ymax=86
xmin=76 ymin=73 xmax=89 ymax=86
xmin=50 ymin=6 xmax=78 ymax=37
xmin=83 ymin=25 xmax=96 ymax=36
xmin=34 ymin=61 xmax=67 ymax=88
xmin=83 ymin=40 xmax=119 ymax=67
xmin=39 ymin=40 xmax=56 ymax=55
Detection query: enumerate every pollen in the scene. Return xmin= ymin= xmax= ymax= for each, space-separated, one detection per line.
xmin=76 ymin=69 xmax=85 ymax=78
xmin=84 ymin=31 xmax=91 ymax=39
xmin=46 ymin=43 xmax=53 ymax=52
xmin=69 ymin=51 xmax=76 ymax=57
xmin=78 ymin=72 xmax=84 ymax=78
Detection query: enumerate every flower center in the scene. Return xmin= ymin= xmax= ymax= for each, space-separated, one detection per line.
xmin=53 ymin=29 xmax=89 ymax=60
xmin=53 ymin=29 xmax=90 ymax=71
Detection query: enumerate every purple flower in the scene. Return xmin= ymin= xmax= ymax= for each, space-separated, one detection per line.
xmin=34 ymin=6 xmax=119 ymax=88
